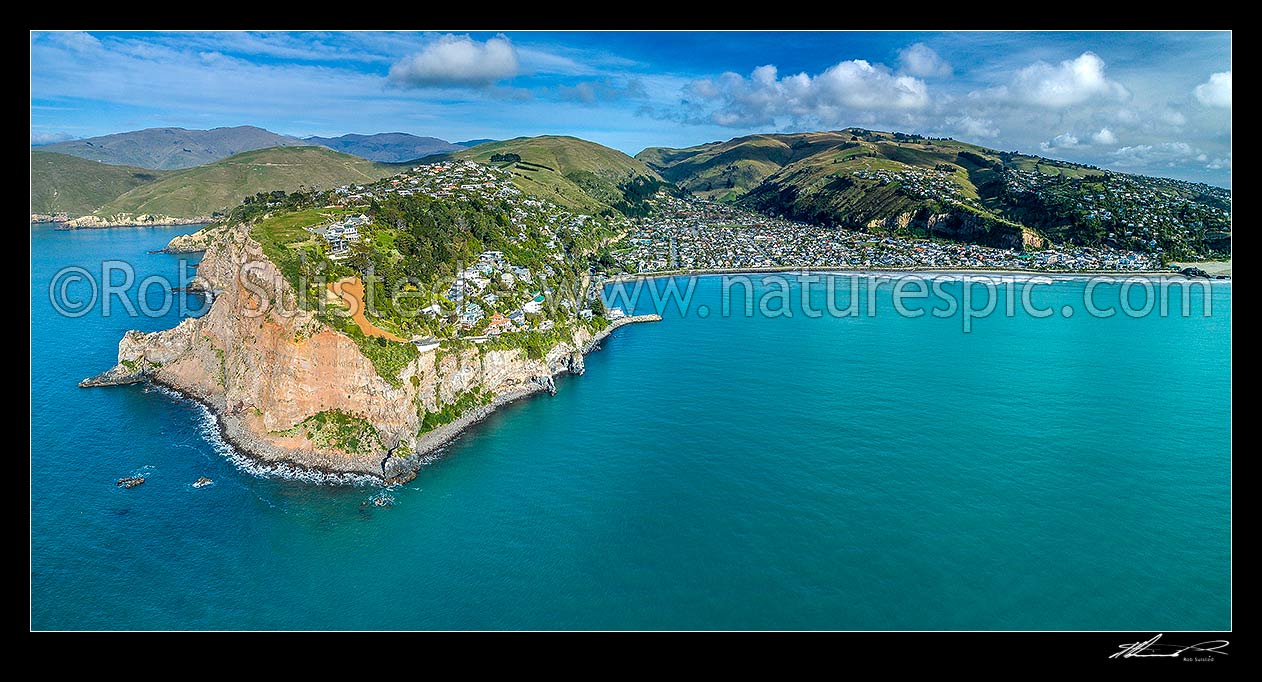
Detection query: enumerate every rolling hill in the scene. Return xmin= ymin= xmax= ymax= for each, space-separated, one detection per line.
xmin=428 ymin=136 xmax=666 ymax=215
xmin=31 ymin=151 xmax=169 ymax=217
xmin=36 ymin=125 xmax=306 ymax=170
xmin=640 ymin=129 xmax=1231 ymax=256
xmin=92 ymin=146 xmax=399 ymax=219
xmin=303 ymin=133 xmax=463 ymax=162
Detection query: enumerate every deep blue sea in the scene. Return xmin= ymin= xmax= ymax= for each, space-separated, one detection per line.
xmin=31 ymin=223 xmax=1231 ymax=630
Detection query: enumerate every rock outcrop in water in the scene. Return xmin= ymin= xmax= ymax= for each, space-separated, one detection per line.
xmin=81 ymin=222 xmax=661 ymax=482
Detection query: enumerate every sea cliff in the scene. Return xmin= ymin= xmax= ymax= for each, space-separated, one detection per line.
xmin=65 ymin=213 xmax=209 ymax=229
xmin=81 ymin=222 xmax=660 ymax=482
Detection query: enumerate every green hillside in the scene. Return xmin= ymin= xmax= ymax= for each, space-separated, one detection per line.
xmin=430 ymin=136 xmax=667 ymax=215
xmin=638 ymin=132 xmax=850 ymax=201
xmin=643 ymin=128 xmax=1230 ymax=257
xmin=94 ymin=146 xmax=399 ymax=218
xmin=31 ymin=151 xmax=169 ymax=217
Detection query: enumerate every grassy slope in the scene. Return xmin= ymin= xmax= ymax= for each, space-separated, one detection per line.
xmin=648 ymin=129 xmax=1115 ymax=242
xmin=30 ymin=151 xmax=169 ymax=217
xmin=638 ymin=132 xmax=862 ymax=201
xmin=94 ymin=146 xmax=398 ymax=218
xmin=431 ymin=136 xmax=663 ymax=214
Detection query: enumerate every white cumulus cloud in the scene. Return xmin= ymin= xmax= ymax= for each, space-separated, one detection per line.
xmin=898 ymin=43 xmax=952 ymax=78
xmin=1091 ymin=128 xmax=1117 ymax=145
xmin=1110 ymin=141 xmax=1204 ymax=169
xmin=388 ymin=34 xmax=518 ymax=87
xmin=687 ymin=60 xmax=930 ymax=128
xmin=993 ymin=52 xmax=1129 ymax=109
xmin=1194 ymin=71 xmax=1231 ymax=108
xmin=946 ymin=115 xmax=999 ymax=139
xmin=1040 ymin=132 xmax=1079 ymax=151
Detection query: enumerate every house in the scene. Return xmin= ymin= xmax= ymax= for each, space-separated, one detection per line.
xmin=419 ymin=303 xmax=443 ymax=317
xmin=458 ymin=303 xmax=485 ymax=326
xmin=607 ymin=307 xmax=626 ymax=320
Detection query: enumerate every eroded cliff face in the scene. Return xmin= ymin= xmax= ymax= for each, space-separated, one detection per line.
xmin=66 ymin=213 xmax=208 ymax=228
xmin=88 ymin=223 xmax=598 ymax=479
xmin=862 ymin=208 xmax=1044 ymax=250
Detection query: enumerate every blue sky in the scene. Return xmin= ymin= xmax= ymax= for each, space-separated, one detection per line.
xmin=30 ymin=31 xmax=1232 ymax=186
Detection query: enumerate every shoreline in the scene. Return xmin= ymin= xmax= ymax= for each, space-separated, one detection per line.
xmin=150 ymin=314 xmax=662 ymax=486
xmin=34 ymin=218 xmax=209 ymax=230
xmin=607 ymin=265 xmax=1228 ymax=283
xmin=406 ymin=314 xmax=658 ymax=464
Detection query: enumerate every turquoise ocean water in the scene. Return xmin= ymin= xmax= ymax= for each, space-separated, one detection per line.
xmin=30 ymin=223 xmax=1230 ymax=630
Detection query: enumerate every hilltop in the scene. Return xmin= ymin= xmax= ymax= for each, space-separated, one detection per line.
xmin=426 ymin=136 xmax=668 ymax=216
xmin=639 ymin=129 xmax=1231 ymax=258
xmin=92 ymin=146 xmax=399 ymax=219
xmin=30 ymin=151 xmax=169 ymax=217
xmin=303 ymin=133 xmax=463 ymax=162
xmin=35 ymin=125 xmax=306 ymax=170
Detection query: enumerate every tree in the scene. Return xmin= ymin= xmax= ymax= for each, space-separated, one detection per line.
xmin=347 ymin=239 xmax=374 ymax=273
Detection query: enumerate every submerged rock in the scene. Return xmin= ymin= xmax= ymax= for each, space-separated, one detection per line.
xmin=117 ymin=476 xmax=145 ymax=489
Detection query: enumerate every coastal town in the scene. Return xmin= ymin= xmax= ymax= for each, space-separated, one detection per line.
xmin=615 ymin=192 xmax=1165 ymax=274
xmin=1002 ymin=168 xmax=1232 ymax=257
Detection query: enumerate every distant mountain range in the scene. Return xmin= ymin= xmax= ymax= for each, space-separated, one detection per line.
xmin=34 ymin=126 xmax=498 ymax=170
xmin=302 ymin=133 xmax=464 ymax=163
xmin=35 ymin=126 xmax=308 ymax=170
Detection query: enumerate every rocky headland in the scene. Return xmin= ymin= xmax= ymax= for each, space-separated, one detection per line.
xmin=80 ymin=222 xmax=660 ymax=483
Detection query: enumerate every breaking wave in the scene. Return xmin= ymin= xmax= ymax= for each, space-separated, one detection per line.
xmin=147 ymin=384 xmax=382 ymax=487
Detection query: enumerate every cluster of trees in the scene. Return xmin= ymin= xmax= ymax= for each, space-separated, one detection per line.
xmin=371 ymin=194 xmax=510 ymax=281
xmin=224 ymin=187 xmax=328 ymax=227
xmin=490 ymin=153 xmax=521 ymax=164
xmin=611 ymin=175 xmax=677 ymax=218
